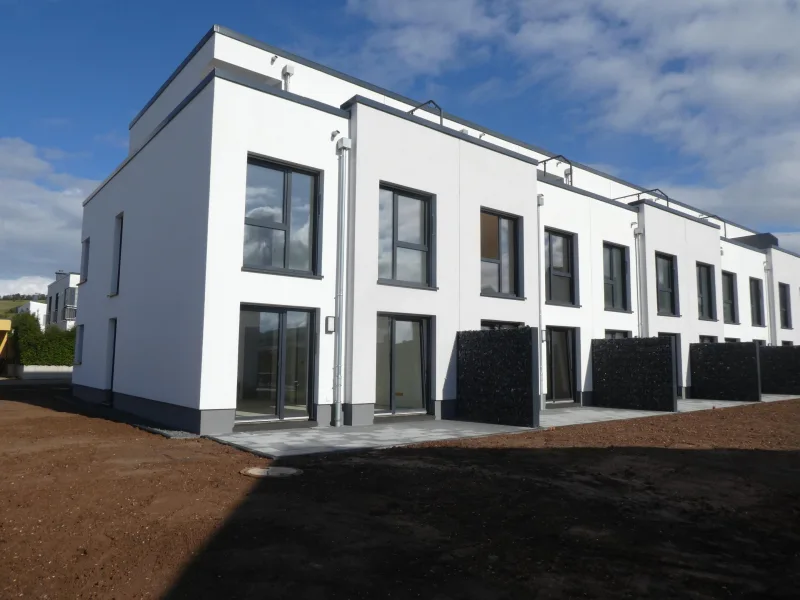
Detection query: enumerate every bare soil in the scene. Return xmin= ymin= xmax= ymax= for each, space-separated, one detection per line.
xmin=1 ymin=387 xmax=799 ymax=599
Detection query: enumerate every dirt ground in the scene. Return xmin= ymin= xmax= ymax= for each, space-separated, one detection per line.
xmin=1 ymin=388 xmax=799 ymax=599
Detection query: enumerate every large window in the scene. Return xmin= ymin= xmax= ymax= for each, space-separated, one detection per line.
xmin=779 ymin=282 xmax=792 ymax=329
xmin=696 ymin=262 xmax=716 ymax=320
xmin=750 ymin=277 xmax=765 ymax=326
xmin=603 ymin=243 xmax=628 ymax=311
xmin=480 ymin=210 xmax=521 ymax=297
xmin=243 ymin=158 xmax=319 ymax=275
xmin=722 ymin=271 xmax=737 ymax=324
xmin=79 ymin=238 xmax=90 ymax=283
xmin=545 ymin=229 xmax=576 ymax=305
xmin=378 ymin=185 xmax=434 ymax=287
xmin=656 ymin=253 xmax=678 ymax=316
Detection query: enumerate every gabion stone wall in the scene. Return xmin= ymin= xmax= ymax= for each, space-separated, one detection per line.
xmin=689 ymin=342 xmax=761 ymax=402
xmin=759 ymin=346 xmax=800 ymax=394
xmin=456 ymin=327 xmax=539 ymax=427
xmin=591 ymin=337 xmax=677 ymax=412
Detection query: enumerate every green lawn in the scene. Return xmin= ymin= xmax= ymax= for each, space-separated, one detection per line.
xmin=0 ymin=300 xmax=27 ymax=320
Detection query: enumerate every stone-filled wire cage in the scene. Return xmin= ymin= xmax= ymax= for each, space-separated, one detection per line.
xmin=456 ymin=326 xmax=540 ymax=427
xmin=689 ymin=341 xmax=761 ymax=402
xmin=759 ymin=345 xmax=800 ymax=395
xmin=591 ymin=336 xmax=677 ymax=412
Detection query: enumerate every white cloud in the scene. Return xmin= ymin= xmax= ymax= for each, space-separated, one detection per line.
xmin=346 ymin=0 xmax=800 ymax=235
xmin=0 ymin=137 xmax=98 ymax=286
xmin=0 ymin=276 xmax=51 ymax=297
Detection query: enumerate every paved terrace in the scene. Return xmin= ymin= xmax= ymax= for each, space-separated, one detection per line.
xmin=209 ymin=395 xmax=797 ymax=458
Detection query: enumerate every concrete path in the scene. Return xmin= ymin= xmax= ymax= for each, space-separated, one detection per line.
xmin=210 ymin=419 xmax=527 ymax=459
xmin=210 ymin=395 xmax=798 ymax=459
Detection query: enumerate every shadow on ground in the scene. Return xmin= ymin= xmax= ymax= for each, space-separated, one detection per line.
xmin=162 ymin=443 xmax=800 ymax=599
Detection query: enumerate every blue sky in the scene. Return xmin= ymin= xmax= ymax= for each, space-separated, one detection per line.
xmin=2 ymin=0 xmax=799 ymax=293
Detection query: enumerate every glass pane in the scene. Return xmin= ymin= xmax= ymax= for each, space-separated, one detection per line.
xmin=288 ymin=173 xmax=314 ymax=271
xmin=551 ymin=274 xmax=572 ymax=304
xmin=723 ymin=302 xmax=734 ymax=323
xmin=375 ymin=317 xmax=391 ymax=410
xmin=396 ymin=248 xmax=426 ymax=283
xmin=549 ymin=330 xmax=572 ymax=400
xmin=604 ymin=282 xmax=614 ymax=308
xmin=500 ymin=218 xmax=515 ymax=294
xmin=480 ymin=213 xmax=499 ymax=260
xmin=603 ymin=246 xmax=612 ymax=280
xmin=246 ymin=163 xmax=284 ymax=223
xmin=551 ymin=234 xmax=566 ymax=271
xmin=612 ymin=249 xmax=624 ymax=308
xmin=393 ymin=320 xmax=424 ymax=409
xmin=397 ymin=195 xmax=425 ymax=245
xmin=243 ymin=225 xmax=285 ymax=269
xmin=284 ymin=311 xmax=311 ymax=418
xmin=658 ymin=290 xmax=673 ymax=314
xmin=237 ymin=310 xmax=279 ymax=418
xmin=656 ymin=256 xmax=670 ymax=289
xmin=378 ymin=189 xmax=393 ymax=279
xmin=481 ymin=261 xmax=499 ymax=294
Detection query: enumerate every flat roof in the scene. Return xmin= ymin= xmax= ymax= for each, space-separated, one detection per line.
xmin=127 ymin=24 xmax=759 ymax=236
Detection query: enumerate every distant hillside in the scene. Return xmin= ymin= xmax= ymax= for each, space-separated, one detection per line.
xmin=0 ymin=300 xmax=28 ymax=320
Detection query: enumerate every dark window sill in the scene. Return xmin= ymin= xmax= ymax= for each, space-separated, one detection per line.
xmin=76 ymin=280 xmax=87 ymax=286
xmin=724 ymin=320 xmax=740 ymax=325
xmin=73 ymin=362 xmax=82 ymax=366
xmin=482 ymin=292 xmax=527 ymax=302
xmin=781 ymin=326 xmax=794 ymax=330
xmin=698 ymin=317 xmax=718 ymax=322
xmin=377 ymin=279 xmax=438 ymax=292
xmin=751 ymin=323 xmax=767 ymax=328
xmin=546 ymin=300 xmax=580 ymax=308
xmin=657 ymin=312 xmax=681 ymax=318
xmin=108 ymin=292 xmax=119 ymax=298
xmin=242 ymin=266 xmax=323 ymax=280
xmin=604 ymin=307 xmax=633 ymax=314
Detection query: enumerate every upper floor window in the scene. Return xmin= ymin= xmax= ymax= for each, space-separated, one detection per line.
xmin=656 ymin=252 xmax=678 ymax=316
xmin=750 ymin=277 xmax=765 ymax=326
xmin=110 ymin=213 xmax=124 ymax=295
xmin=603 ymin=243 xmax=628 ymax=311
xmin=244 ymin=158 xmax=319 ymax=275
xmin=722 ymin=271 xmax=737 ymax=324
xmin=79 ymin=238 xmax=90 ymax=283
xmin=779 ymin=282 xmax=792 ymax=329
xmin=696 ymin=262 xmax=716 ymax=320
xmin=378 ymin=185 xmax=435 ymax=287
xmin=480 ymin=210 xmax=521 ymax=297
xmin=545 ymin=229 xmax=576 ymax=305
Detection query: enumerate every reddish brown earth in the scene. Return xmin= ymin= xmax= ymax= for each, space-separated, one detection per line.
xmin=1 ymin=387 xmax=799 ymax=599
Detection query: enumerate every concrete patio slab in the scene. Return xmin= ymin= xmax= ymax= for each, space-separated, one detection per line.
xmin=209 ymin=419 xmax=528 ymax=458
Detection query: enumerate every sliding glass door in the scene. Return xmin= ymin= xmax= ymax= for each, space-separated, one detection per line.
xmin=376 ymin=315 xmax=429 ymax=413
xmin=546 ymin=327 xmax=576 ymax=402
xmin=237 ymin=307 xmax=314 ymax=421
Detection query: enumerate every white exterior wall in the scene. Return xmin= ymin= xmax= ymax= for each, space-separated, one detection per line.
xmin=199 ymin=77 xmax=349 ymax=412
xmin=639 ymin=204 xmax=724 ymax=389
xmin=348 ymin=103 xmax=540 ymax=406
xmin=73 ymin=83 xmax=214 ymax=407
xmin=15 ymin=301 xmax=47 ymax=331
xmin=539 ymin=182 xmax=640 ymax=396
xmin=720 ymin=240 xmax=770 ymax=342
xmin=769 ymin=248 xmax=800 ymax=346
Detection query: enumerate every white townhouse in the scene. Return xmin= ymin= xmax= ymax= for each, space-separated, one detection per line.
xmin=46 ymin=271 xmax=79 ymax=331
xmin=72 ymin=26 xmax=800 ymax=433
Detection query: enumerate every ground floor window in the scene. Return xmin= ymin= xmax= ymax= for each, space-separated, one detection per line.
xmin=237 ymin=306 xmax=314 ymax=421
xmin=699 ymin=335 xmax=718 ymax=343
xmin=724 ymin=338 xmax=740 ymax=343
xmin=481 ymin=320 xmax=523 ymax=330
xmin=604 ymin=330 xmax=630 ymax=339
xmin=657 ymin=332 xmax=682 ymax=388
xmin=782 ymin=341 xmax=794 ymax=346
xmin=546 ymin=327 xmax=577 ymax=402
xmin=376 ymin=315 xmax=430 ymax=413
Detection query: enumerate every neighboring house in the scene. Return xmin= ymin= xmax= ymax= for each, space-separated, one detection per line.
xmin=72 ymin=25 xmax=800 ymax=434
xmin=14 ymin=301 xmax=47 ymax=331
xmin=46 ymin=271 xmax=80 ymax=331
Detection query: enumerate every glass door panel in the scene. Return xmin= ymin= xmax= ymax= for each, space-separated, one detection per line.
xmin=393 ymin=320 xmax=424 ymax=410
xmin=283 ymin=311 xmax=311 ymax=419
xmin=375 ymin=316 xmax=392 ymax=411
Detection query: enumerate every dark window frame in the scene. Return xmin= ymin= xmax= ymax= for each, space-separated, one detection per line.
xmin=724 ymin=338 xmax=740 ymax=343
xmin=696 ymin=261 xmax=717 ymax=321
xmin=481 ymin=320 xmax=524 ymax=330
xmin=545 ymin=227 xmax=579 ymax=307
xmin=655 ymin=252 xmax=680 ymax=316
xmin=110 ymin=212 xmax=124 ymax=296
xmin=79 ymin=237 xmax=90 ymax=284
xmin=749 ymin=277 xmax=765 ymax=327
xmin=721 ymin=271 xmax=738 ymax=324
xmin=243 ymin=154 xmax=324 ymax=277
xmin=74 ymin=324 xmax=84 ymax=365
xmin=377 ymin=182 xmax=437 ymax=289
xmin=603 ymin=241 xmax=631 ymax=312
xmin=699 ymin=335 xmax=718 ymax=343
xmin=605 ymin=329 xmax=631 ymax=339
xmin=480 ymin=207 xmax=524 ymax=299
xmin=779 ymin=282 xmax=792 ymax=329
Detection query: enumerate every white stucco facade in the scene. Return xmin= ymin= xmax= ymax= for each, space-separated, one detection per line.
xmin=46 ymin=272 xmax=80 ymax=331
xmin=14 ymin=301 xmax=47 ymax=331
xmin=72 ymin=26 xmax=800 ymax=433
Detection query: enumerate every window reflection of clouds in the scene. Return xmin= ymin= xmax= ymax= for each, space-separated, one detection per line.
xmin=378 ymin=189 xmax=393 ymax=278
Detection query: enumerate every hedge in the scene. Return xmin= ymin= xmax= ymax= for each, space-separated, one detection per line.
xmin=11 ymin=312 xmax=76 ymax=366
